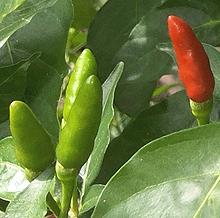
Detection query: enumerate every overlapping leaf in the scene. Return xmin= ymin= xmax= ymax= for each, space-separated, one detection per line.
xmin=93 ymin=123 xmax=220 ymax=217
xmin=95 ymin=91 xmax=195 ymax=184
xmin=0 ymin=0 xmax=26 ymax=22
xmin=0 ymin=55 xmax=37 ymax=123
xmin=0 ymin=137 xmax=16 ymax=164
xmin=0 ymin=163 xmax=29 ymax=201
xmin=80 ymin=184 xmax=104 ymax=215
xmin=0 ymin=137 xmax=29 ymax=201
xmin=0 ymin=0 xmax=59 ymax=48
xmin=4 ymin=167 xmax=54 ymax=218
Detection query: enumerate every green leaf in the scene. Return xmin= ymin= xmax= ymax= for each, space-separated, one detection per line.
xmin=0 ymin=162 xmax=29 ymax=201
xmin=198 ymin=181 xmax=220 ymax=217
xmin=0 ymin=54 xmax=38 ymax=123
xmin=0 ymin=0 xmax=26 ymax=22
xmin=82 ymin=62 xmax=124 ymax=196
xmin=0 ymin=210 xmax=4 ymax=217
xmin=0 ymin=121 xmax=10 ymax=140
xmin=24 ymin=60 xmax=64 ymax=144
xmin=0 ymin=137 xmax=16 ymax=164
xmin=88 ymin=0 xmax=220 ymax=116
xmin=203 ymin=44 xmax=220 ymax=100
xmin=93 ymin=0 xmax=108 ymax=10
xmin=93 ymin=122 xmax=220 ymax=217
xmin=96 ymin=91 xmax=195 ymax=184
xmin=72 ymin=0 xmax=96 ymax=29
xmin=0 ymin=0 xmax=60 ymax=48
xmin=5 ymin=167 xmax=54 ymax=218
xmin=66 ymin=28 xmax=87 ymax=62
xmin=0 ymin=198 xmax=8 ymax=213
xmin=80 ymin=184 xmax=104 ymax=215
xmin=0 ymin=0 xmax=73 ymax=143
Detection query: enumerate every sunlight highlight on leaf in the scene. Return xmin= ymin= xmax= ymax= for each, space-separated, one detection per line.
xmin=0 ymin=0 xmax=58 ymax=48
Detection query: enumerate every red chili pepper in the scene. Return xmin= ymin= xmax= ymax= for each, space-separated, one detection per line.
xmin=167 ymin=15 xmax=215 ymax=103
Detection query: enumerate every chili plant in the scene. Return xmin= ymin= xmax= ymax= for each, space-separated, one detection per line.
xmin=1 ymin=1 xmax=220 ymax=218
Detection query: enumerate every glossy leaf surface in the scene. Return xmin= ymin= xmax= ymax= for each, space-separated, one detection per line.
xmin=93 ymin=123 xmax=220 ymax=217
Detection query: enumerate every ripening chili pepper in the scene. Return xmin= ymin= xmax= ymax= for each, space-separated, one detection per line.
xmin=10 ymin=101 xmax=55 ymax=174
xmin=63 ymin=48 xmax=97 ymax=122
xmin=168 ymin=15 xmax=215 ymax=125
xmin=56 ymin=74 xmax=102 ymax=170
xmin=167 ymin=15 xmax=214 ymax=103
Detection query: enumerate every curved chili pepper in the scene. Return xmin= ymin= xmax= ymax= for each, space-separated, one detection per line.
xmin=10 ymin=101 xmax=55 ymax=176
xmin=167 ymin=15 xmax=214 ymax=103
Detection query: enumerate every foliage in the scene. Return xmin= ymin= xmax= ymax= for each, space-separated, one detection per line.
xmin=1 ymin=0 xmax=220 ymax=217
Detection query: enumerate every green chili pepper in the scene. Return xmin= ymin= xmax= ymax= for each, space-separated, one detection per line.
xmin=10 ymin=101 xmax=55 ymax=173
xmin=56 ymin=74 xmax=102 ymax=218
xmin=56 ymin=74 xmax=102 ymax=170
xmin=63 ymin=48 xmax=97 ymax=122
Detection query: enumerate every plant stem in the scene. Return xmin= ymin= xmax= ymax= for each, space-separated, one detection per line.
xmin=196 ymin=117 xmax=210 ymax=126
xmin=70 ymin=180 xmax=78 ymax=217
xmin=55 ymin=162 xmax=78 ymax=218
xmin=59 ymin=178 xmax=75 ymax=218
xmin=152 ymin=83 xmax=180 ymax=97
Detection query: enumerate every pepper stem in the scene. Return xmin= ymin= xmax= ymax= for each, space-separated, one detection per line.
xmin=190 ymin=98 xmax=213 ymax=126
xmin=56 ymin=162 xmax=78 ymax=218
xmin=60 ymin=179 xmax=75 ymax=218
xmin=196 ymin=116 xmax=210 ymax=126
xmin=70 ymin=180 xmax=78 ymax=217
